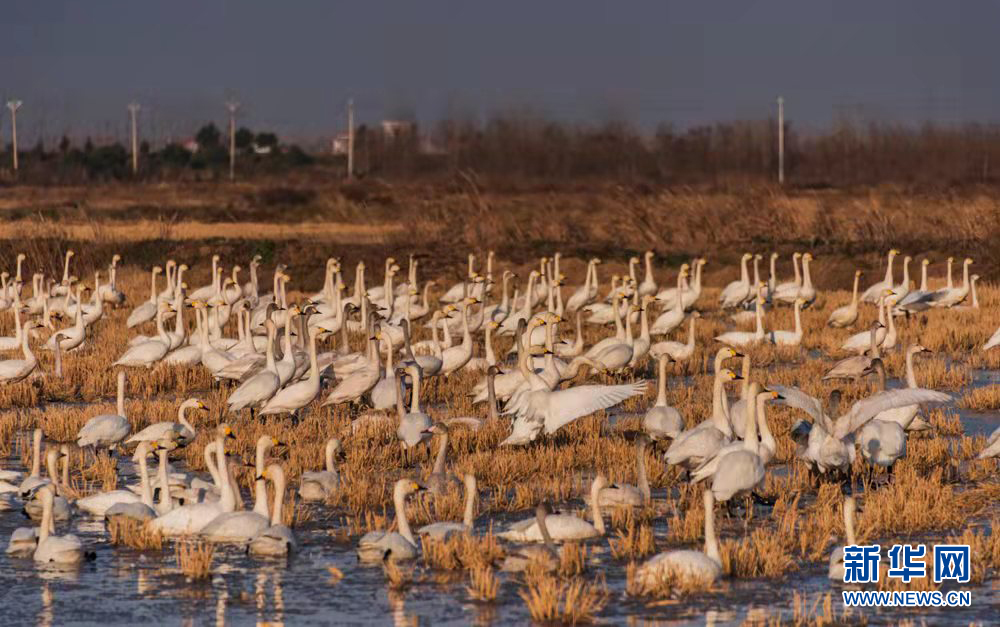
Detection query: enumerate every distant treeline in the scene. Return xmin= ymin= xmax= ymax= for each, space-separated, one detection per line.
xmin=3 ymin=116 xmax=1000 ymax=188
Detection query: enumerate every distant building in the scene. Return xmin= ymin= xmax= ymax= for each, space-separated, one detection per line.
xmin=331 ymin=133 xmax=350 ymax=155
xmin=381 ymin=120 xmax=415 ymax=140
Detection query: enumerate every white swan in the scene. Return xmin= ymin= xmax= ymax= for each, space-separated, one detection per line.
xmin=706 ymin=383 xmax=766 ymax=502
xmin=127 ymin=398 xmax=206 ymax=447
xmin=248 ymin=464 xmax=297 ymax=557
xmin=499 ymin=503 xmax=559 ymax=573
xmin=928 ymin=257 xmax=973 ymax=308
xmin=767 ymin=298 xmax=804 ymax=346
xmin=499 ymin=475 xmax=607 ymax=542
xmin=75 ymin=370 xmax=130 ymax=452
xmin=227 ymin=319 xmax=280 ymax=414
xmin=650 ymin=267 xmax=688 ymax=335
xmin=598 ymin=436 xmax=650 ymax=507
xmin=642 ymin=355 xmax=683 ymax=441
xmin=395 ymin=364 xmax=432 ymax=451
xmin=719 ymin=253 xmax=752 ymax=309
xmin=650 ymin=313 xmax=698 ymax=364
xmin=357 ymin=479 xmax=426 ymax=562
xmin=827 ymin=270 xmax=862 ymax=328
xmin=840 ymin=295 xmax=892 ymax=354
xmin=715 ymin=289 xmax=765 ymax=348
xmin=665 ymin=366 xmax=741 ymax=471
xmin=104 ymin=442 xmax=160 ymax=524
xmin=33 ymin=486 xmax=88 ymax=565
xmin=828 ymin=496 xmax=857 ymax=581
xmin=692 ymin=386 xmax=779 ymax=483
xmin=299 ymin=438 xmax=342 ymax=501
xmin=113 ymin=303 xmax=172 ymax=368
xmin=417 ymin=474 xmax=478 ymax=539
xmin=148 ymin=433 xmax=235 ymax=536
xmin=771 ymin=374 xmax=950 ymax=475
xmin=860 ymin=249 xmax=899 ymax=303
xmin=260 ymin=324 xmax=327 ymax=418
xmin=0 ymin=320 xmax=42 ymax=383
xmin=634 ymin=490 xmax=721 ymax=589
xmin=772 ymin=252 xmax=802 ymax=304
xmin=894 ymin=259 xmax=933 ymax=314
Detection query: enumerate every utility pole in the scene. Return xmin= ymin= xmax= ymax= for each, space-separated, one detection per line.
xmin=777 ymin=96 xmax=785 ymax=185
xmin=226 ymin=100 xmax=239 ymax=181
xmin=127 ymin=102 xmax=141 ymax=175
xmin=6 ymin=100 xmax=22 ymax=171
xmin=346 ymin=98 xmax=355 ymax=180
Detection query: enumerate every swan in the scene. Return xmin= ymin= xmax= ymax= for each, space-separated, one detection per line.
xmin=501 ymin=339 xmax=646 ymax=445
xmin=955 ymin=274 xmax=980 ymax=310
xmin=148 ymin=432 xmax=236 ymax=536
xmin=104 ymin=442 xmax=160 ymax=524
xmin=824 ymin=321 xmax=883 ymax=381
xmin=691 ymin=384 xmax=771 ymax=485
xmin=894 ymin=259 xmax=934 ymax=314
xmin=227 ymin=319 xmax=281 ymax=414
xmin=976 ymin=425 xmax=1000 ymax=460
xmin=0 ymin=300 xmax=27 ymax=351
xmin=19 ymin=429 xmax=48 ymax=495
xmin=439 ymin=301 xmax=477 ymax=376
xmin=75 ymin=370 xmax=130 ymax=453
xmin=299 ymin=438 xmax=342 ymax=501
xmin=770 ymin=373 xmax=950 ymax=475
xmin=0 ymin=320 xmax=42 ymax=383
xmin=840 ymin=295 xmax=892 ymax=354
xmin=638 ymin=250 xmax=658 ymax=297
xmin=189 ymin=254 xmax=221 ymax=301
xmin=499 ymin=475 xmax=607 ymax=542
xmin=399 ymin=319 xmax=443 ymax=376
xmin=33 ymin=486 xmax=88 ymax=565
xmin=585 ymin=302 xmax=635 ymax=372
xmin=199 ymin=464 xmax=270 ymax=543
xmin=370 ymin=333 xmax=399 ymax=410
xmin=860 ymin=249 xmax=899 ymax=303
xmin=321 ymin=333 xmax=379 ymax=406
xmin=772 ymin=252 xmax=803 ymax=305
xmin=23 ymin=448 xmax=73 ymax=522
xmin=715 ymin=289 xmax=765 ymax=348
xmin=857 ymin=359 xmax=907 ymax=471
xmin=828 ymin=496 xmax=857 ymax=581
xmin=598 ymin=436 xmax=650 ymax=507
xmin=827 ymin=270 xmax=863 ymax=328
xmin=650 ymin=267 xmax=688 ymax=335
xmin=888 ymin=255 xmax=912 ymax=303
xmin=417 ymin=474 xmax=478 ymax=539
xmin=356 ymin=479 xmax=426 ymax=562
xmin=719 ymin=253 xmax=752 ymax=309
xmin=248 ymin=464 xmax=297 ymax=557
xmin=395 ymin=364 xmax=432 ymax=452
xmin=50 ymin=250 xmax=75 ymax=297
xmin=127 ymin=398 xmax=206 ymax=447
xmin=767 ymin=298 xmax=805 ymax=346
xmin=440 ymin=253 xmax=477 ymax=303
xmin=44 ymin=287 xmax=86 ymax=352
xmin=693 ymin=387 xmax=779 ymax=485
xmin=928 ymin=257 xmax=973 ymax=308
xmin=425 ymin=423 xmax=461 ymax=496
xmin=628 ymin=295 xmax=654 ymax=368
xmin=553 ymin=312 xmax=584 ymax=359
xmin=665 ymin=367 xmax=742 ymax=471
xmin=634 ymin=490 xmax=721 ymax=590
xmin=643 ymin=355 xmax=683 ymax=441
xmin=650 ymin=312 xmax=698 ymax=364
xmin=566 ymin=260 xmax=597 ymax=313
xmin=499 ymin=502 xmax=559 ymax=573
xmin=113 ymin=303 xmax=172 ymax=368
xmin=657 ymin=259 xmax=704 ymax=311
xmin=259 ymin=324 xmax=327 ymax=419
xmin=871 ymin=344 xmax=933 ymax=431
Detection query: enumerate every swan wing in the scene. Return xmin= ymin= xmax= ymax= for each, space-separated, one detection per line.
xmin=542 ymin=381 xmax=646 ymax=435
xmin=768 ymin=385 xmax=835 ymax=433
xmin=835 ymin=389 xmax=952 ymax=439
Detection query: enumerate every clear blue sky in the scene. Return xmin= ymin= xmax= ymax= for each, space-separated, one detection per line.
xmin=1 ymin=1 xmax=996 ymax=144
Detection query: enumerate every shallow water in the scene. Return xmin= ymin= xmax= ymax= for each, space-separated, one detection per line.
xmin=2 ymin=379 xmax=1000 ymax=625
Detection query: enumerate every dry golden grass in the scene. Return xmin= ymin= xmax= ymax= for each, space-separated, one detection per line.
xmin=107 ymin=519 xmax=164 ymax=551
xmin=175 ymin=540 xmax=214 ymax=580
xmin=466 ymin=565 xmax=499 ymax=602
xmin=520 ymin=571 xmax=607 ymax=625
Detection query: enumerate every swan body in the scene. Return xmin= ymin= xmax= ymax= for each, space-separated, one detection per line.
xmin=499 ymin=476 xmax=607 ymax=542
xmin=357 ymin=479 xmax=425 ymax=562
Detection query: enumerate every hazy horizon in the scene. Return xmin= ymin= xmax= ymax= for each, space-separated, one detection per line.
xmin=2 ymin=1 xmax=998 ymax=145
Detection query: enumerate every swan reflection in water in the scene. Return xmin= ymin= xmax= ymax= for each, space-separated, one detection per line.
xmin=254 ymin=570 xmax=285 ymax=626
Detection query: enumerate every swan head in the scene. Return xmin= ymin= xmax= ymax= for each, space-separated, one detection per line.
xmin=911 ymin=344 xmax=931 ymax=355
xmin=803 ymin=253 xmax=814 ymax=261
xmin=645 ymin=250 xmax=654 ymax=259
xmin=717 ymin=347 xmax=742 ymax=361
xmin=719 ymin=368 xmax=742 ymax=382
xmin=765 ymin=388 xmax=785 ymax=401
xmin=16 ymin=253 xmax=26 ymax=261
xmin=965 ymin=258 xmax=974 ymax=265
xmin=754 ymin=254 xmax=762 ymax=261
xmin=742 ymin=253 xmax=753 ymax=261
xmin=487 ymin=364 xmax=504 ymax=376
xmin=889 ymin=249 xmax=900 ymax=256
xmin=855 ymin=269 xmax=863 ymax=277
xmin=394 ymin=479 xmax=426 ymax=498
xmin=217 ymin=423 xmax=236 ymax=440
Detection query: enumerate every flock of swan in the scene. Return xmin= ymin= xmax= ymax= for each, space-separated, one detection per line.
xmin=0 ymin=245 xmax=996 ymax=602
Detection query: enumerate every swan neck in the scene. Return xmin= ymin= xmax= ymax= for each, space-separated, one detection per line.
xmin=31 ymin=430 xmax=42 ymax=477
xmin=905 ymin=350 xmax=918 ymax=388
xmin=395 ymin=486 xmax=416 ymax=545
xmin=845 ymin=501 xmax=857 ymax=546
xmin=655 ymin=358 xmax=668 ymax=406
xmin=432 ymin=432 xmax=448 ymax=475
xmin=137 ymin=452 xmax=154 ymax=507
xmin=409 ymin=369 xmax=421 ymax=414
xmin=590 ymin=479 xmax=606 ymax=535
xmin=270 ymin=471 xmax=285 ymax=526
xmin=462 ymin=478 xmax=476 ymax=527
xmin=116 ymin=373 xmax=126 ymax=417
xmin=637 ymin=441 xmax=650 ymax=503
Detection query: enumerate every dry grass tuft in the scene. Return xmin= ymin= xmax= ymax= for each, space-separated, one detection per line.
xmin=108 ymin=519 xmax=163 ymax=551
xmin=520 ymin=572 xmax=607 ymax=625
xmin=466 ymin=565 xmax=499 ymax=602
xmin=175 ymin=540 xmax=214 ymax=580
